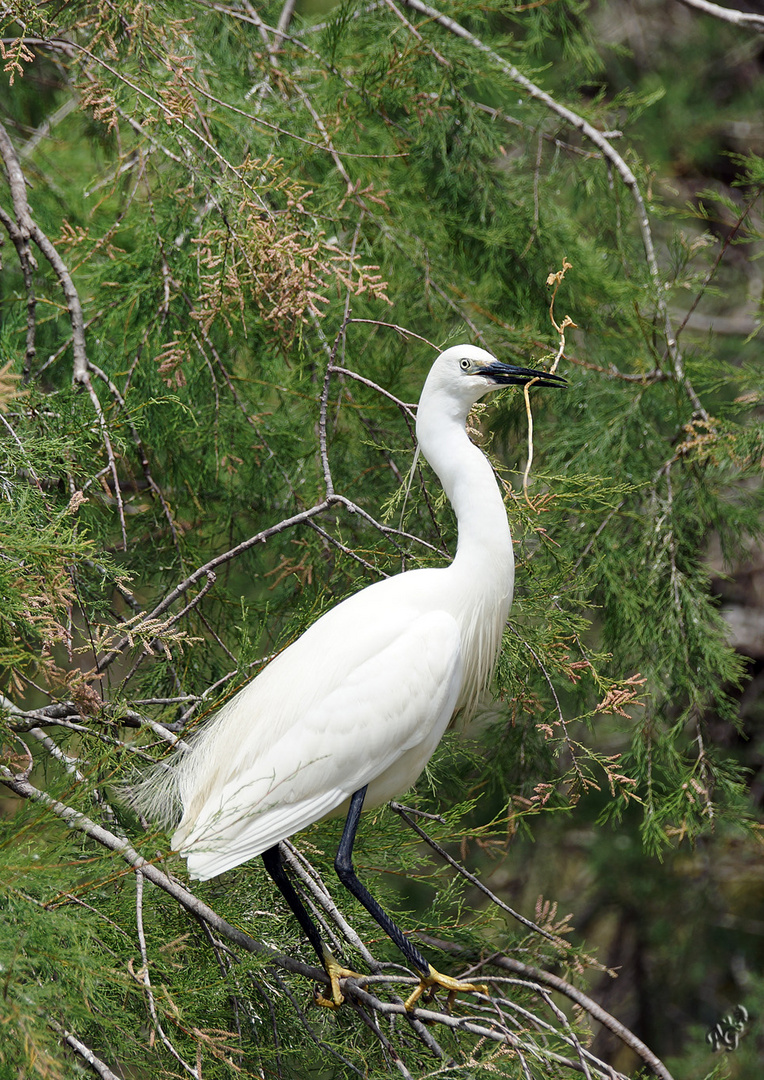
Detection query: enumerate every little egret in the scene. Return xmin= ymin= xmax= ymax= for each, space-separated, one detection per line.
xmin=135 ymin=344 xmax=565 ymax=1007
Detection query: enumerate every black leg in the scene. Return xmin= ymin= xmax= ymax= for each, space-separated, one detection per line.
xmin=263 ymin=841 xmax=361 ymax=1006
xmin=335 ymin=785 xmax=430 ymax=976
xmin=265 ymin=795 xmax=488 ymax=1010
xmin=262 ymin=842 xmax=325 ymax=963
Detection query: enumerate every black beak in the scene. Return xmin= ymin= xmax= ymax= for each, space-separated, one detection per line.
xmin=482 ymin=361 xmax=567 ymax=389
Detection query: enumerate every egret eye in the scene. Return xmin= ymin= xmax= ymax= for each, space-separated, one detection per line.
xmin=459 ymin=358 xmax=471 ymax=371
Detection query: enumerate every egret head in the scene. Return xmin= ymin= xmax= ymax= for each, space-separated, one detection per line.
xmin=420 ymin=344 xmax=566 ymax=420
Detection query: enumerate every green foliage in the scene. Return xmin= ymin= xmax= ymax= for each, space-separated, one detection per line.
xmin=1 ymin=0 xmax=763 ymax=1076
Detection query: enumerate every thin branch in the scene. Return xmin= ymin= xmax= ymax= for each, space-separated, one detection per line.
xmin=347 ymin=984 xmax=603 ymax=1075
xmin=0 ymin=765 xmax=321 ymax=978
xmin=92 ymin=500 xmax=334 ymax=674
xmin=262 ymin=969 xmax=368 ymax=1077
xmin=307 ymin=518 xmax=388 ymax=576
xmin=330 ymin=492 xmax=444 ymax=556
xmin=47 ymin=1021 xmax=122 ymax=1080
xmin=466 ymin=982 xmax=626 ymax=1079
xmin=416 ymin=936 xmax=676 ymax=1080
xmin=0 ymin=410 xmax=43 ymax=489
xmin=509 ymin=625 xmax=590 ymax=790
xmin=381 ymin=0 xmax=451 ymax=66
xmin=135 ymin=870 xmax=200 ymax=1077
xmin=0 ymin=201 xmax=36 ymax=377
xmin=389 ymin=802 xmax=571 ymax=949
xmin=93 ymin=484 xmax=450 ymax=676
xmin=400 ymin=0 xmax=708 ymax=420
xmin=282 ymin=840 xmax=378 ymax=968
xmin=0 ymin=119 xmax=128 ymax=546
xmin=80 ymin=378 xmax=128 ymax=549
xmin=344 ymin=319 xmax=440 ymax=363
xmin=330 ymin=361 xmax=418 ymax=419
xmin=19 ymin=96 xmax=79 ymax=159
xmin=318 ymin=358 xmax=337 ymax=498
xmin=348 ymin=998 xmax=415 ymax=1080
xmin=87 ymin=361 xmax=180 ymax=547
xmin=675 ymin=186 xmax=763 ymax=342
xmin=0 ymin=120 xmax=88 ymax=381
xmin=292 ymin=79 xmax=352 ymax=186
xmin=273 ymin=0 xmax=298 ymax=45
xmin=27 ymin=727 xmax=85 ymax=781
xmin=76 ymin=37 xmax=404 ymax=164
xmin=475 ymin=101 xmax=604 ymax=160
xmin=2 ymin=694 xmax=190 ymax=749
xmin=676 ymin=0 xmax=764 ymax=31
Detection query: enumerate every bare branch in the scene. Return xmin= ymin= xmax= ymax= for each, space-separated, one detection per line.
xmin=134 ymin=870 xmax=200 ymax=1078
xmin=389 ymin=801 xmax=573 ymax=949
xmin=381 ymin=0 xmax=451 ymax=66
xmin=92 ymin=500 xmax=333 ymax=674
xmin=47 ymin=1021 xmax=122 ymax=1080
xmin=307 ymin=518 xmax=388 ymax=576
xmin=416 ymin=937 xmax=676 ymax=1080
xmin=0 ymin=119 xmax=128 ymax=545
xmin=676 ymin=0 xmax=764 ymax=31
xmin=274 ymin=0 xmax=298 ymax=45
xmin=282 ymin=840 xmax=378 ymax=968
xmin=0 ymin=200 xmax=36 ymax=376
xmin=0 ymin=765 xmax=322 ymax=978
xmin=400 ymin=0 xmax=708 ymax=420
xmin=0 ymin=120 xmax=88 ymax=381
xmin=87 ymin=361 xmax=180 ymax=546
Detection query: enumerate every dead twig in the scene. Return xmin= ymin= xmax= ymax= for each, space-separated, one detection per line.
xmin=0 ymin=119 xmax=128 ymax=547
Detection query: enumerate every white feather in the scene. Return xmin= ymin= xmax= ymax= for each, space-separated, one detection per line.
xmin=133 ymin=344 xmax=520 ymax=881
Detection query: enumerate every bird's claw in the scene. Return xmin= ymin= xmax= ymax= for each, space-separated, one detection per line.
xmin=315 ymin=945 xmax=363 ymax=1007
xmin=404 ymin=964 xmax=489 ymax=1011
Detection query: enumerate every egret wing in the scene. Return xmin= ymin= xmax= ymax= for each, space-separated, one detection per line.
xmin=175 ymin=609 xmax=462 ymax=879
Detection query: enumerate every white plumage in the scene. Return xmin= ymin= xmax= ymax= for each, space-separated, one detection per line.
xmin=139 ymin=344 xmax=563 ymax=887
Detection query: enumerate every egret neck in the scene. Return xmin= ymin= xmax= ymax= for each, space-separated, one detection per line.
xmin=416 ymin=368 xmax=515 ymax=716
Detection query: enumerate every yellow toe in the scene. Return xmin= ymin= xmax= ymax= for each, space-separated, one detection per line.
xmin=315 ymin=945 xmax=363 ymax=1007
xmin=404 ymin=964 xmax=489 ymax=1011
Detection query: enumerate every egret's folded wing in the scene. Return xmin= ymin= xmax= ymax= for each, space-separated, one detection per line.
xmin=183 ymin=786 xmax=347 ymax=879
xmin=174 ymin=609 xmax=462 ymax=879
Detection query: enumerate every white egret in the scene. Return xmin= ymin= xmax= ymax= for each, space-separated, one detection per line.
xmin=135 ymin=344 xmax=565 ymax=1007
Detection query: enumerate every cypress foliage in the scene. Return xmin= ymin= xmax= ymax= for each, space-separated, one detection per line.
xmin=1 ymin=2 xmax=762 ymax=1076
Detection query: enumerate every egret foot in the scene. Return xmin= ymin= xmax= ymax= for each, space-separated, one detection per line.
xmin=404 ymin=964 xmax=489 ymax=1011
xmin=314 ymin=944 xmax=363 ymax=1007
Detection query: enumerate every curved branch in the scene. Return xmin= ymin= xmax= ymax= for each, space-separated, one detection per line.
xmin=92 ymin=500 xmax=333 ymax=674
xmin=390 ymin=801 xmax=572 ymax=950
xmin=93 ymin=486 xmax=446 ymax=676
xmin=400 ymin=0 xmax=708 ymax=420
xmin=0 ymin=119 xmax=128 ymax=545
xmin=676 ymin=0 xmax=764 ymax=31
xmin=47 ymin=1021 xmax=122 ymax=1080
xmin=0 ymin=766 xmax=317 ymax=976
xmin=0 ymin=120 xmax=88 ymax=382
xmin=0 ymin=201 xmax=36 ymax=376
xmin=416 ymin=936 xmax=675 ymax=1080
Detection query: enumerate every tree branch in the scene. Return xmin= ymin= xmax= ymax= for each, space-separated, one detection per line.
xmin=0 ymin=118 xmax=128 ymax=545
xmin=400 ymin=0 xmax=708 ymax=420
xmin=47 ymin=1021 xmax=123 ymax=1080
xmin=676 ymin=0 xmax=764 ymax=31
xmin=0 ymin=765 xmax=322 ymax=978
xmin=416 ymin=936 xmax=675 ymax=1080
